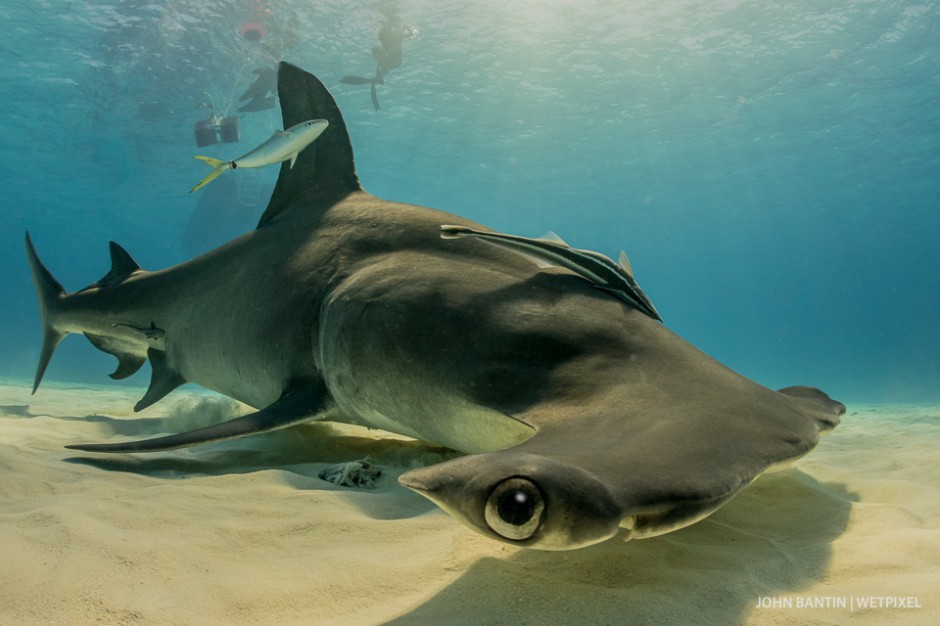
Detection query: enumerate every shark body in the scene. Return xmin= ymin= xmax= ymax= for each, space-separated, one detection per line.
xmin=26 ymin=63 xmax=843 ymax=550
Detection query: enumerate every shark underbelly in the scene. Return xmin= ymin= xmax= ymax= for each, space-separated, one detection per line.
xmin=323 ymin=369 xmax=534 ymax=453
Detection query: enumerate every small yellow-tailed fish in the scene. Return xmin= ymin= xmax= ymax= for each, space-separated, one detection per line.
xmin=190 ymin=119 xmax=329 ymax=193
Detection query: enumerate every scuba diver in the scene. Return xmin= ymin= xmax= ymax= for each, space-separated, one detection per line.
xmin=236 ymin=2 xmax=300 ymax=113
xmin=340 ymin=14 xmax=416 ymax=110
xmin=238 ymin=65 xmax=277 ymax=112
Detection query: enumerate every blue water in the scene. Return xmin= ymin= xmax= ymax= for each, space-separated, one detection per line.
xmin=0 ymin=0 xmax=937 ymax=403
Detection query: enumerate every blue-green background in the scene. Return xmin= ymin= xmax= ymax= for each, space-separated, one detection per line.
xmin=1 ymin=0 xmax=937 ymax=403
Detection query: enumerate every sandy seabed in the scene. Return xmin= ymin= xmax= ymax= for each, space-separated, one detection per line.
xmin=1 ymin=378 xmax=938 ymax=626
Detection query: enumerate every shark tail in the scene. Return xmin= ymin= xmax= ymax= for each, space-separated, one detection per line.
xmin=24 ymin=233 xmax=68 ymax=394
xmin=190 ymin=156 xmax=231 ymax=193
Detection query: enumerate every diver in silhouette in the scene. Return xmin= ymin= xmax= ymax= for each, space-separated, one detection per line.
xmin=340 ymin=14 xmax=416 ymax=110
xmin=239 ymin=65 xmax=278 ymax=112
xmin=236 ymin=1 xmax=300 ymax=113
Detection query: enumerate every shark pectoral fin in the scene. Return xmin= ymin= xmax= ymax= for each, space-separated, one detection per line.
xmin=83 ymin=333 xmax=146 ymax=380
xmin=65 ymin=385 xmax=327 ymax=453
xmin=134 ymin=348 xmax=186 ymax=412
xmin=289 ymin=152 xmax=298 ymax=168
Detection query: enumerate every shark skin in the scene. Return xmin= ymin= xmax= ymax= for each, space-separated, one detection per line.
xmin=26 ymin=63 xmax=844 ymax=550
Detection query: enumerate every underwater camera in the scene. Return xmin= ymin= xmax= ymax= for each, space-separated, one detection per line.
xmin=194 ymin=99 xmax=240 ymax=147
xmin=194 ymin=115 xmax=240 ymax=148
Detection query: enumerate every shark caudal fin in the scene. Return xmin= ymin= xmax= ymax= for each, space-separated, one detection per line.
xmin=24 ymin=233 xmax=67 ymax=394
xmin=25 ymin=235 xmax=150 ymax=393
xmin=190 ymin=156 xmax=229 ymax=193
xmin=257 ymin=62 xmax=362 ymax=228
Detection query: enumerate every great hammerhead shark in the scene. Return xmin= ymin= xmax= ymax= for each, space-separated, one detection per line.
xmin=26 ymin=63 xmax=844 ymax=551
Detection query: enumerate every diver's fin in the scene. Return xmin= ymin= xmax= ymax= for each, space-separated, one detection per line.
xmin=370 ymin=81 xmax=380 ymax=111
xmin=339 ymin=76 xmax=374 ymax=85
xmin=190 ymin=156 xmax=229 ymax=193
xmin=258 ymin=62 xmax=362 ymax=228
xmin=66 ymin=385 xmax=327 ymax=453
xmin=239 ymin=96 xmax=276 ymax=113
xmin=24 ymin=233 xmax=68 ymax=394
xmin=134 ymin=349 xmax=187 ymax=412
xmin=83 ymin=333 xmax=147 ymax=380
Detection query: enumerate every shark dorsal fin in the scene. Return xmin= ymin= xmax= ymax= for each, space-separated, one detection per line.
xmin=95 ymin=241 xmax=141 ymax=288
xmin=257 ymin=62 xmax=362 ymax=228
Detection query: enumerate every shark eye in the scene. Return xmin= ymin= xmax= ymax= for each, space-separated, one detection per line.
xmin=484 ymin=478 xmax=545 ymax=541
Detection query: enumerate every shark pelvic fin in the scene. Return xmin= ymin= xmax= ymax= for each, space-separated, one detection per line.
xmin=257 ymin=62 xmax=362 ymax=229
xmin=83 ymin=333 xmax=147 ymax=380
xmin=25 ymin=233 xmax=68 ymax=394
xmin=135 ymin=348 xmax=187 ymax=411
xmin=66 ymin=384 xmax=327 ymax=453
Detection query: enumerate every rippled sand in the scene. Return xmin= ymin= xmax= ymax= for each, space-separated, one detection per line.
xmin=1 ymin=379 xmax=937 ymax=625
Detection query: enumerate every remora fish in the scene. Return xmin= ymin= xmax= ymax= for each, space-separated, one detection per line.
xmin=112 ymin=322 xmax=165 ymax=340
xmin=190 ymin=119 xmax=329 ymax=192
xmin=440 ymin=224 xmax=662 ymax=322
xmin=26 ymin=63 xmax=844 ymax=551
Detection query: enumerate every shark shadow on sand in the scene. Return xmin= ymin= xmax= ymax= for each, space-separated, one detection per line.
xmin=387 ymin=470 xmax=855 ymax=624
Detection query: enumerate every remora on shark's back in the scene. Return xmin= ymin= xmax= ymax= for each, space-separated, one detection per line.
xmin=26 ymin=63 xmax=844 ymax=551
xmin=440 ymin=224 xmax=662 ymax=321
